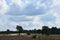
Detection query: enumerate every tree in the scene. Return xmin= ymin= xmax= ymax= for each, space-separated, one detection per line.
xmin=51 ymin=27 xmax=57 ymax=34
xmin=42 ymin=26 xmax=50 ymax=35
xmin=16 ymin=25 xmax=23 ymax=36
xmin=57 ymin=28 xmax=60 ymax=34
xmin=6 ymin=29 xmax=10 ymax=35
xmin=34 ymin=29 xmax=37 ymax=33
xmin=37 ymin=29 xmax=41 ymax=34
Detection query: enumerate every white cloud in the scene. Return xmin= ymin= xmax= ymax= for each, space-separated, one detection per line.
xmin=0 ymin=0 xmax=60 ymax=31
xmin=25 ymin=0 xmax=31 ymax=4
xmin=0 ymin=0 xmax=9 ymax=15
xmin=50 ymin=0 xmax=60 ymax=8
xmin=32 ymin=16 xmax=40 ymax=24
xmin=32 ymin=16 xmax=44 ymax=29
xmin=53 ymin=0 xmax=60 ymax=6
xmin=20 ymin=21 xmax=30 ymax=26
xmin=11 ymin=0 xmax=32 ymax=9
xmin=10 ymin=0 xmax=24 ymax=9
xmin=36 ymin=1 xmax=46 ymax=9
xmin=47 ymin=22 xmax=55 ymax=28
xmin=53 ymin=12 xmax=60 ymax=18
xmin=26 ymin=16 xmax=33 ymax=19
xmin=10 ymin=22 xmax=19 ymax=26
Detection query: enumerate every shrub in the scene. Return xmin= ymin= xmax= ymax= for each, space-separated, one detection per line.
xmin=32 ymin=34 xmax=37 ymax=38
xmin=27 ymin=32 xmax=31 ymax=35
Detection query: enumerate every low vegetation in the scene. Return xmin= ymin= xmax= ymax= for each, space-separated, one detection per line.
xmin=32 ymin=34 xmax=37 ymax=38
xmin=0 ymin=25 xmax=60 ymax=40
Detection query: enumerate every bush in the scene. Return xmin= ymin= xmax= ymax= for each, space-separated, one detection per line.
xmin=27 ymin=32 xmax=31 ymax=35
xmin=32 ymin=34 xmax=37 ymax=38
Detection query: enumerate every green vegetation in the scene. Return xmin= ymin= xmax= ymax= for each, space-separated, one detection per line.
xmin=16 ymin=25 xmax=23 ymax=36
xmin=27 ymin=32 xmax=31 ymax=35
xmin=32 ymin=34 xmax=37 ymax=38
xmin=0 ymin=25 xmax=60 ymax=36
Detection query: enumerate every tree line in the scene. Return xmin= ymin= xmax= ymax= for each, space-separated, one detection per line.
xmin=0 ymin=25 xmax=60 ymax=35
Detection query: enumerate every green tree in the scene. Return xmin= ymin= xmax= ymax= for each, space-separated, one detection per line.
xmin=37 ymin=29 xmax=41 ymax=34
xmin=6 ymin=29 xmax=10 ymax=35
xmin=34 ymin=29 xmax=37 ymax=33
xmin=42 ymin=26 xmax=50 ymax=35
xmin=16 ymin=25 xmax=23 ymax=36
xmin=51 ymin=27 xmax=57 ymax=34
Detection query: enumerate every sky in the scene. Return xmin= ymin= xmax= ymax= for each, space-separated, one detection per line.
xmin=0 ymin=0 xmax=60 ymax=31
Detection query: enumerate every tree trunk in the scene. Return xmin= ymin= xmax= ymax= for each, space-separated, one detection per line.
xmin=19 ymin=33 xmax=20 ymax=36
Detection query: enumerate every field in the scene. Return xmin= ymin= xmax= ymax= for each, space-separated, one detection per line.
xmin=0 ymin=34 xmax=60 ymax=40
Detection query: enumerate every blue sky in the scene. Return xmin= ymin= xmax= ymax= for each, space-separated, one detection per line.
xmin=0 ymin=0 xmax=60 ymax=31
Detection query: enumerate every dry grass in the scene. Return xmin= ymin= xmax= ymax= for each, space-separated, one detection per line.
xmin=0 ymin=34 xmax=60 ymax=40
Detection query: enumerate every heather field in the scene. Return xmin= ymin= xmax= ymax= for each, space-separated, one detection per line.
xmin=0 ymin=34 xmax=60 ymax=40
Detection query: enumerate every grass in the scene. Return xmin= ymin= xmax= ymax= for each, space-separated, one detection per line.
xmin=0 ymin=33 xmax=60 ymax=40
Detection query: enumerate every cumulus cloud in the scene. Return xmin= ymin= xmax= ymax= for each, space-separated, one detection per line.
xmin=6 ymin=0 xmax=52 ymax=16
xmin=8 ymin=16 xmax=33 ymax=22
xmin=0 ymin=0 xmax=9 ymax=15
xmin=0 ymin=0 xmax=60 ymax=31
